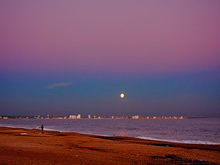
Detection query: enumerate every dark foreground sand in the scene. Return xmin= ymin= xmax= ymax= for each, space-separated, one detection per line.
xmin=0 ymin=127 xmax=219 ymax=164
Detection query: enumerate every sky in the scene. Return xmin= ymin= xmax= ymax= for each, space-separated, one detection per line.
xmin=0 ymin=0 xmax=220 ymax=117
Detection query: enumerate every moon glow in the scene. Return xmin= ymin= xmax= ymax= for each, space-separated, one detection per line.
xmin=120 ymin=93 xmax=125 ymax=98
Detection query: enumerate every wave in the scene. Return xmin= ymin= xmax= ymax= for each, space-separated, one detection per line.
xmin=137 ymin=136 xmax=220 ymax=145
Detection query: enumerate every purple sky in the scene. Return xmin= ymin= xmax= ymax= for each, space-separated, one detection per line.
xmin=0 ymin=1 xmax=220 ymax=116
xmin=1 ymin=1 xmax=219 ymax=74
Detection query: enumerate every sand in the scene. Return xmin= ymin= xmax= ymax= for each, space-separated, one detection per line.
xmin=0 ymin=127 xmax=219 ymax=164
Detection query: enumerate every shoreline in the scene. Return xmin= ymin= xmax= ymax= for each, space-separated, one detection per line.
xmin=0 ymin=127 xmax=220 ymax=164
xmin=2 ymin=126 xmax=219 ymax=151
xmin=1 ymin=125 xmax=219 ymax=145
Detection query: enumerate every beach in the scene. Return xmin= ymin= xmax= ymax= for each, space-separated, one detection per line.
xmin=0 ymin=127 xmax=220 ymax=164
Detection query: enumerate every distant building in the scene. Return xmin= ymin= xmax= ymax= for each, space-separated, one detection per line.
xmin=132 ymin=115 xmax=139 ymax=119
xmin=88 ymin=114 xmax=91 ymax=119
xmin=77 ymin=114 xmax=81 ymax=119
xmin=3 ymin=117 xmax=8 ymax=119
xmin=69 ymin=115 xmax=77 ymax=119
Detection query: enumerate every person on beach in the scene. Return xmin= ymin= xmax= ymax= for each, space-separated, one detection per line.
xmin=41 ymin=124 xmax=44 ymax=134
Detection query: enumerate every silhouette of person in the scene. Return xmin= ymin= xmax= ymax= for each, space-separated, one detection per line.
xmin=41 ymin=124 xmax=44 ymax=134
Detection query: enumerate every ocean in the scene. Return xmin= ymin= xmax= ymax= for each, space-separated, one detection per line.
xmin=0 ymin=118 xmax=219 ymax=145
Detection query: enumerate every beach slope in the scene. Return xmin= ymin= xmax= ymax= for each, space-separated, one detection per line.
xmin=0 ymin=127 xmax=219 ymax=164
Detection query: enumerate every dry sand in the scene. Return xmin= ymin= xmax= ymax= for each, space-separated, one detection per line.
xmin=0 ymin=127 xmax=219 ymax=164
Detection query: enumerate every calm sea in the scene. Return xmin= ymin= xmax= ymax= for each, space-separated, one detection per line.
xmin=0 ymin=118 xmax=219 ymax=145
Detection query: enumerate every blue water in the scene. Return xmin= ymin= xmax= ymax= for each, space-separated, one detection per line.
xmin=0 ymin=118 xmax=219 ymax=144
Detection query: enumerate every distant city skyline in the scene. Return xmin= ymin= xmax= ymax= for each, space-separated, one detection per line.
xmin=0 ymin=114 xmax=187 ymax=120
xmin=0 ymin=1 xmax=220 ymax=117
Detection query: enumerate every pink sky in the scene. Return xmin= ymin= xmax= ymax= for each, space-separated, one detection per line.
xmin=1 ymin=1 xmax=220 ymax=74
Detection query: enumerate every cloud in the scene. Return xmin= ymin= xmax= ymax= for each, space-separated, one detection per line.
xmin=46 ymin=82 xmax=72 ymax=89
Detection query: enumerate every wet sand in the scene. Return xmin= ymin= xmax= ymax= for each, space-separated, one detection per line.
xmin=0 ymin=127 xmax=219 ymax=164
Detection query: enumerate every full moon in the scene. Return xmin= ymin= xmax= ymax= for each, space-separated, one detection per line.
xmin=120 ymin=93 xmax=125 ymax=98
